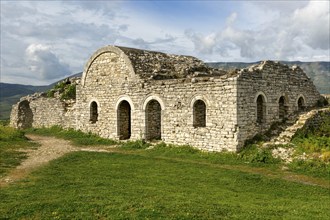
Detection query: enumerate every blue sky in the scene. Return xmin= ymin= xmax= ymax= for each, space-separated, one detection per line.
xmin=1 ymin=0 xmax=329 ymax=85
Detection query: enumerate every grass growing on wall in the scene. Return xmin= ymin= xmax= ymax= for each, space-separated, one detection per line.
xmin=46 ymin=81 xmax=76 ymax=100
xmin=25 ymin=126 xmax=118 ymax=146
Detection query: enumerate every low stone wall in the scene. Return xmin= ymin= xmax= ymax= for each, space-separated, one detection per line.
xmin=297 ymin=108 xmax=330 ymax=136
xmin=10 ymin=93 xmax=76 ymax=129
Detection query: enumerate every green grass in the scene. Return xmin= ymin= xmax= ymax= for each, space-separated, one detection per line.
xmin=0 ymin=125 xmax=37 ymax=177
xmin=26 ymin=126 xmax=117 ymax=146
xmin=1 ymin=125 xmax=329 ymax=218
xmin=1 ymin=151 xmax=329 ymax=219
xmin=286 ymin=111 xmax=330 ymax=178
xmin=25 ymin=126 xmax=330 ymax=179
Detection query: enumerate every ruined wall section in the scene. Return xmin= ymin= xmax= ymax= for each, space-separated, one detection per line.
xmin=236 ymin=61 xmax=321 ymax=149
xmin=10 ymin=93 xmax=76 ymax=129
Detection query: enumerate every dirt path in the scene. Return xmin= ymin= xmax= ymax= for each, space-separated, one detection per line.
xmin=1 ymin=134 xmax=329 ymax=189
xmin=0 ymin=134 xmax=113 ymax=187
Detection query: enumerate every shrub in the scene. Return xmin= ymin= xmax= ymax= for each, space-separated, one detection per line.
xmin=46 ymin=89 xmax=55 ymax=98
xmin=317 ymin=96 xmax=329 ymax=107
xmin=239 ymin=144 xmax=280 ymax=164
xmin=120 ymin=140 xmax=150 ymax=149
xmin=60 ymin=84 xmax=76 ymax=100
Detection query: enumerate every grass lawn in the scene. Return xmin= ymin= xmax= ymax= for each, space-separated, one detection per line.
xmin=1 ymin=150 xmax=329 ymax=219
xmin=0 ymin=125 xmax=38 ymax=177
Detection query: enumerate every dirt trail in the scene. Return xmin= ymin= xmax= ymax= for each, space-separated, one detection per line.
xmin=0 ymin=134 xmax=112 ymax=187
xmin=1 ymin=134 xmax=329 ymax=189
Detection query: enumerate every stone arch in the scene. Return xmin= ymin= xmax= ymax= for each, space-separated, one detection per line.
xmin=255 ymin=92 xmax=267 ymax=124
xmin=81 ymin=46 xmax=135 ymax=86
xmin=193 ymin=100 xmax=206 ymax=128
xmin=17 ymin=100 xmax=33 ymax=129
xmin=117 ymin=100 xmax=131 ymax=140
xmin=278 ymin=95 xmax=288 ymax=120
xmin=145 ymin=99 xmax=162 ymax=141
xmin=89 ymin=101 xmax=99 ymax=123
xmin=189 ymin=95 xmax=211 ymax=109
xmin=143 ymin=95 xmax=165 ymax=111
xmin=254 ymin=91 xmax=268 ymax=103
xmin=115 ymin=96 xmax=135 ymax=111
xmin=297 ymin=95 xmax=306 ymax=111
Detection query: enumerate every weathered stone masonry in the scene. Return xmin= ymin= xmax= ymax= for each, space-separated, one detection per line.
xmin=10 ymin=45 xmax=322 ymax=152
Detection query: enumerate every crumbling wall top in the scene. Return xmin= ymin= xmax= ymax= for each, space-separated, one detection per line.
xmin=82 ymin=45 xmax=226 ymax=84
xmin=118 ymin=46 xmax=216 ymax=79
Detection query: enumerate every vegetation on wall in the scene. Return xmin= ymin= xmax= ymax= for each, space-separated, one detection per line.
xmin=46 ymin=80 xmax=76 ymax=100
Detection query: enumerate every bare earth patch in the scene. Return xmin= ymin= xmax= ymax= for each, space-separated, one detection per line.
xmin=0 ymin=134 xmax=115 ymax=187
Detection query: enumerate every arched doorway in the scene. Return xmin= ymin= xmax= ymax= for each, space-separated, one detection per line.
xmin=256 ymin=95 xmax=266 ymax=123
xmin=17 ymin=100 xmax=33 ymax=129
xmin=193 ymin=100 xmax=206 ymax=128
xmin=279 ymin=96 xmax=287 ymax=120
xmin=298 ymin=97 xmax=305 ymax=111
xmin=145 ymin=100 xmax=161 ymax=140
xmin=117 ymin=100 xmax=131 ymax=140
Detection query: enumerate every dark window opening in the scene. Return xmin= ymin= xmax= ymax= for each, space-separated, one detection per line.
xmin=279 ymin=96 xmax=287 ymax=120
xmin=118 ymin=101 xmax=131 ymax=140
xmin=193 ymin=100 xmax=206 ymax=128
xmin=90 ymin=101 xmax=98 ymax=123
xmin=298 ymin=97 xmax=305 ymax=111
xmin=257 ymin=95 xmax=266 ymax=123
xmin=145 ymin=100 xmax=161 ymax=141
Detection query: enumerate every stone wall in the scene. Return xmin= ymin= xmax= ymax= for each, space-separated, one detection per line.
xmin=10 ymin=93 xmax=76 ymax=129
xmin=76 ymin=73 xmax=239 ymax=151
xmin=236 ymin=61 xmax=321 ymax=149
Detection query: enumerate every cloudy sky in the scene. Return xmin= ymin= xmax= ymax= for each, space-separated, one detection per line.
xmin=1 ymin=0 xmax=329 ymax=85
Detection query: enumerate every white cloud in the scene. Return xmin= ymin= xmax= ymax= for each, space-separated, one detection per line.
xmin=292 ymin=1 xmax=329 ymax=50
xmin=185 ymin=0 xmax=329 ymax=62
xmin=0 ymin=0 xmax=329 ymax=85
xmin=25 ymin=44 xmax=71 ymax=80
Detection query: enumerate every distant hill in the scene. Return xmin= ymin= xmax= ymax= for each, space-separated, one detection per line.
xmin=0 ymin=72 xmax=82 ymax=120
xmin=206 ymin=61 xmax=330 ymax=94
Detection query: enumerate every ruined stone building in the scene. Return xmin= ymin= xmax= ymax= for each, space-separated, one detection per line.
xmin=10 ymin=45 xmax=322 ymax=151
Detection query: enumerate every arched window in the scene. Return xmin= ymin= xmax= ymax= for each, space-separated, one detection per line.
xmin=256 ymin=95 xmax=266 ymax=123
xmin=117 ymin=100 xmax=131 ymax=140
xmin=278 ymin=96 xmax=287 ymax=120
xmin=298 ymin=97 xmax=305 ymax=111
xmin=90 ymin=101 xmax=98 ymax=123
xmin=145 ymin=100 xmax=161 ymax=140
xmin=193 ymin=100 xmax=206 ymax=128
